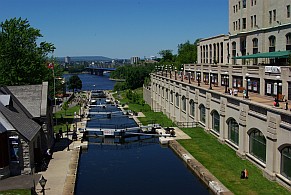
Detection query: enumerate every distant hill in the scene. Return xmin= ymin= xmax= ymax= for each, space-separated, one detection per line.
xmin=57 ymin=56 xmax=112 ymax=62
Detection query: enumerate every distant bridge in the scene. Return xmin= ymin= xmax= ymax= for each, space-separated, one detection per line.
xmin=85 ymin=66 xmax=116 ymax=76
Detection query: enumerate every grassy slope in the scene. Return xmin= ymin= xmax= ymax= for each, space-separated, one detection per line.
xmin=178 ymin=127 xmax=290 ymax=195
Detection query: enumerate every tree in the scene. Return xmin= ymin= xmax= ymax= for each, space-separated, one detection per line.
xmin=67 ymin=75 xmax=82 ymax=93
xmin=158 ymin=50 xmax=175 ymax=63
xmin=0 ymin=17 xmax=55 ymax=86
xmin=176 ymin=39 xmax=200 ymax=64
xmin=62 ymin=101 xmax=69 ymax=116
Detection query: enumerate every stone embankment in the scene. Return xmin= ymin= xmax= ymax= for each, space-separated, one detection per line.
xmin=169 ymin=140 xmax=233 ymax=195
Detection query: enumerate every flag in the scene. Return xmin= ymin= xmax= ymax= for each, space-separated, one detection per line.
xmin=48 ymin=62 xmax=54 ymax=69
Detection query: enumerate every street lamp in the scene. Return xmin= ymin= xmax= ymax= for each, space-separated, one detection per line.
xmin=188 ymin=69 xmax=191 ymax=84
xmin=224 ymin=75 xmax=229 ymax=93
xmin=169 ymin=65 xmax=172 ymax=78
xmin=197 ymin=72 xmax=201 ymax=86
xmin=275 ymin=76 xmax=282 ymax=107
xmin=181 ymin=67 xmax=184 ymax=81
xmin=175 ymin=67 xmax=177 ymax=80
xmin=209 ymin=71 xmax=213 ymax=90
xmin=245 ymin=73 xmax=249 ymax=99
xmin=39 ymin=175 xmax=47 ymax=195
xmin=66 ymin=121 xmax=70 ymax=151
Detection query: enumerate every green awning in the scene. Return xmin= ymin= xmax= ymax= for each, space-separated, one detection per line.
xmin=233 ymin=51 xmax=291 ymax=59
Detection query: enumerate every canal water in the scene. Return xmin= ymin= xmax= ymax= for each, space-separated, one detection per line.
xmin=70 ymin=73 xmax=211 ymax=195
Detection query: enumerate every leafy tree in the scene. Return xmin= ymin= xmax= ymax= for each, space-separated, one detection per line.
xmin=67 ymin=75 xmax=82 ymax=93
xmin=0 ymin=17 xmax=55 ymax=86
xmin=176 ymin=40 xmax=197 ymax=64
xmin=158 ymin=49 xmax=175 ymax=63
xmin=62 ymin=101 xmax=69 ymax=116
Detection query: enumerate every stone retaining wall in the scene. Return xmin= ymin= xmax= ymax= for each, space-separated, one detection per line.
xmin=169 ymin=140 xmax=233 ymax=195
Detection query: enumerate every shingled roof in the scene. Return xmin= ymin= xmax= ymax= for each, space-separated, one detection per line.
xmin=0 ymin=102 xmax=40 ymax=141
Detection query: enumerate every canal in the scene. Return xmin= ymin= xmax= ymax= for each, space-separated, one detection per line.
xmin=69 ymin=73 xmax=212 ymax=195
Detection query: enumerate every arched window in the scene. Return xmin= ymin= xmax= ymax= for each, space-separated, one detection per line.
xmin=212 ymin=111 xmax=220 ymax=133
xmin=228 ymin=118 xmax=239 ymax=145
xmin=165 ymin=89 xmax=168 ymax=100
xmin=200 ymin=105 xmax=206 ymax=124
xmin=252 ymin=38 xmax=259 ymax=65
xmin=281 ymin=146 xmax=291 ymax=180
xmin=189 ymin=99 xmax=195 ymax=117
xmin=182 ymin=96 xmax=186 ymax=111
xmin=175 ymin=93 xmax=179 ymax=107
xmin=249 ymin=129 xmax=266 ymax=162
xmin=269 ymin=35 xmax=276 ymax=52
xmin=162 ymin=87 xmax=164 ymax=97
xmin=286 ymin=33 xmax=291 ymax=50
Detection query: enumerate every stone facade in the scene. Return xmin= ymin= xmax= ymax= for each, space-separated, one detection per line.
xmin=146 ymin=73 xmax=291 ymax=189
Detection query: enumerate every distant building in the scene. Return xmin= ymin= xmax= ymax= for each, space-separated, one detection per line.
xmin=130 ymin=56 xmax=140 ymax=65
xmin=65 ymin=56 xmax=71 ymax=64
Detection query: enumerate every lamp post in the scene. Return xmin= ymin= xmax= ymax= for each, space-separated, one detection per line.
xmin=181 ymin=67 xmax=184 ymax=81
xmin=165 ymin=67 xmax=168 ymax=77
xmin=175 ymin=67 xmax=177 ymax=80
xmin=66 ymin=121 xmax=70 ymax=151
xmin=169 ymin=65 xmax=172 ymax=79
xmin=245 ymin=73 xmax=249 ymax=99
xmin=188 ymin=70 xmax=191 ymax=84
xmin=209 ymin=72 xmax=213 ymax=90
xmin=224 ymin=75 xmax=229 ymax=93
xmin=39 ymin=175 xmax=47 ymax=195
xmin=275 ymin=76 xmax=281 ymax=107
xmin=197 ymin=72 xmax=201 ymax=86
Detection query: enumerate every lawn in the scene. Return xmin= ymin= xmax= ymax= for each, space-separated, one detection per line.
xmin=53 ymin=104 xmax=80 ymax=133
xmin=0 ymin=189 xmax=30 ymax=195
xmin=178 ymin=127 xmax=290 ymax=195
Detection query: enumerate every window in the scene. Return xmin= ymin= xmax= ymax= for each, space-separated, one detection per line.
xmin=254 ymin=0 xmax=256 ymax=5
xmin=251 ymin=16 xmax=253 ymax=28
xmin=233 ymin=5 xmax=235 ymax=13
xmin=238 ymin=2 xmax=241 ymax=9
xmin=236 ymin=21 xmax=238 ymax=30
xmin=228 ymin=119 xmax=239 ymax=145
xmin=269 ymin=11 xmax=272 ymax=24
xmin=212 ymin=111 xmax=220 ymax=133
xmin=287 ymin=5 xmax=290 ymax=18
xmin=254 ymin=15 xmax=257 ymax=26
xmin=251 ymin=0 xmax=253 ymax=6
xmin=242 ymin=0 xmax=246 ymax=8
xmin=269 ymin=36 xmax=276 ymax=52
xmin=233 ymin=22 xmax=235 ymax=31
xmin=286 ymin=33 xmax=291 ymax=50
xmin=249 ymin=129 xmax=266 ymax=163
xmin=182 ymin=96 xmax=186 ymax=111
xmin=238 ymin=19 xmax=241 ymax=30
xmin=189 ymin=100 xmax=195 ymax=117
xmin=236 ymin=4 xmax=238 ymax=12
xmin=170 ymin=91 xmax=173 ymax=103
xmin=273 ymin=10 xmax=276 ymax=22
xmin=200 ymin=105 xmax=206 ymax=124
xmin=253 ymin=38 xmax=259 ymax=64
xmin=281 ymin=146 xmax=291 ymax=180
xmin=165 ymin=89 xmax=168 ymax=100
xmin=242 ymin=18 xmax=246 ymax=29
xmin=175 ymin=93 xmax=179 ymax=107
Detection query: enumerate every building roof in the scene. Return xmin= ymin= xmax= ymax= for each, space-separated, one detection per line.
xmin=0 ymin=123 xmax=7 ymax=133
xmin=233 ymin=51 xmax=291 ymax=59
xmin=0 ymin=102 xmax=40 ymax=141
xmin=7 ymin=82 xmax=48 ymax=118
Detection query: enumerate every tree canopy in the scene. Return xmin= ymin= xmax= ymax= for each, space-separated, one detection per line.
xmin=0 ymin=17 xmax=56 ymax=86
xmin=67 ymin=75 xmax=82 ymax=93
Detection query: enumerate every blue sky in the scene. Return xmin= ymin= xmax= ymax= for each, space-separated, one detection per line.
xmin=1 ymin=0 xmax=228 ymax=59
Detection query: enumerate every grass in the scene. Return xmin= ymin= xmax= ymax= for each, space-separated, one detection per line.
xmin=53 ymin=105 xmax=80 ymax=133
xmin=178 ymin=127 xmax=290 ymax=195
xmin=0 ymin=189 xmax=30 ymax=195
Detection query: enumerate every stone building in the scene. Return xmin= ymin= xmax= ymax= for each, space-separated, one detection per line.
xmin=0 ymin=82 xmax=53 ymax=178
xmin=144 ymin=0 xmax=291 ymax=189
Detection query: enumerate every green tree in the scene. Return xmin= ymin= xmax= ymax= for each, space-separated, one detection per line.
xmin=62 ymin=101 xmax=69 ymax=116
xmin=67 ymin=75 xmax=82 ymax=93
xmin=176 ymin=40 xmax=197 ymax=64
xmin=0 ymin=17 xmax=55 ymax=85
xmin=158 ymin=49 xmax=175 ymax=63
